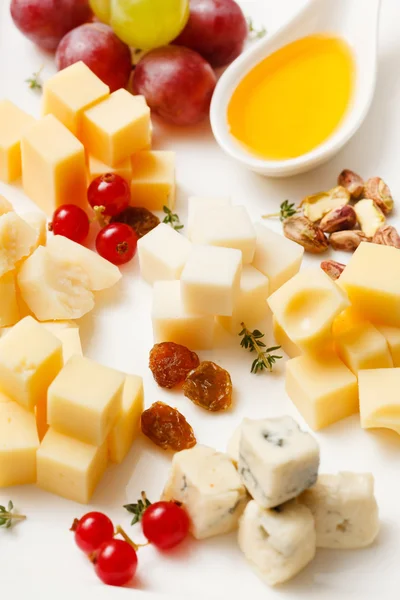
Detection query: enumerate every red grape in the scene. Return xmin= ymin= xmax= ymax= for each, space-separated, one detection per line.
xmin=50 ymin=204 xmax=90 ymax=243
xmin=132 ymin=46 xmax=217 ymax=126
xmin=74 ymin=512 xmax=114 ymax=554
xmin=142 ymin=501 xmax=190 ymax=550
xmin=88 ymin=173 xmax=130 ymax=217
xmin=94 ymin=539 xmax=138 ymax=587
xmin=56 ymin=23 xmax=132 ymax=92
xmin=174 ymin=0 xmax=247 ymax=68
xmin=96 ymin=223 xmax=138 ymax=265
xmin=10 ymin=0 xmax=91 ymax=51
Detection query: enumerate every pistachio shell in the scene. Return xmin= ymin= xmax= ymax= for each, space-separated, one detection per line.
xmin=372 ymin=225 xmax=400 ymax=248
xmin=337 ymin=169 xmax=364 ymax=199
xmin=301 ymin=186 xmax=351 ymax=222
xmin=283 ymin=216 xmax=329 ymax=253
xmin=320 ymin=260 xmax=346 ymax=280
xmin=364 ymin=177 xmax=394 ymax=215
xmin=330 ymin=230 xmax=369 ymax=252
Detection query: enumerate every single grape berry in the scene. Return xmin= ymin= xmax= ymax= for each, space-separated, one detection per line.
xmin=94 ymin=539 xmax=138 ymax=587
xmin=73 ymin=512 xmax=114 ymax=554
xmin=96 ymin=223 xmax=138 ymax=265
xmin=142 ymin=501 xmax=190 ymax=550
xmin=88 ymin=173 xmax=130 ymax=217
xmin=50 ymin=204 xmax=90 ymax=243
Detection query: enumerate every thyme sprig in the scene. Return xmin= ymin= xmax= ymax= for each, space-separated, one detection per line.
xmin=163 ymin=206 xmax=184 ymax=231
xmin=262 ymin=199 xmax=299 ymax=222
xmin=239 ymin=323 xmax=282 ymax=374
xmin=25 ymin=66 xmax=44 ymax=91
xmin=124 ymin=491 xmax=152 ymax=525
xmin=0 ymin=501 xmax=26 ymax=528
xmin=247 ymin=17 xmax=267 ymax=39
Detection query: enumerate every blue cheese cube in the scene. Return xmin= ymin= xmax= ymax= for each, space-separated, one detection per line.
xmin=162 ymin=444 xmax=248 ymax=539
xmin=299 ymin=472 xmax=380 ymax=548
xmin=238 ymin=500 xmax=316 ymax=586
xmin=238 ymin=416 xmax=319 ymax=508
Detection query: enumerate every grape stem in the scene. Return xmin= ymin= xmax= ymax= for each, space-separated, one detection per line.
xmin=114 ymin=525 xmax=148 ymax=551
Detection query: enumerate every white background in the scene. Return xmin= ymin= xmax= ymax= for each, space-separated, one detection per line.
xmin=1 ymin=0 xmax=400 ymax=599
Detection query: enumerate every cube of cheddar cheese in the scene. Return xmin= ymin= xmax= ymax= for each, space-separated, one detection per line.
xmin=0 ymin=316 xmax=63 ymax=411
xmin=0 ymin=100 xmax=36 ymax=183
xmin=358 ymin=368 xmax=400 ymax=433
xmin=285 ymin=351 xmax=358 ymax=430
xmin=47 ymin=355 xmax=124 ymax=446
xmin=334 ymin=322 xmax=393 ymax=375
xmin=109 ymin=375 xmax=144 ymax=464
xmin=0 ymin=397 xmax=40 ymax=487
xmin=42 ymin=61 xmax=110 ymax=137
xmin=131 ymin=151 xmax=176 ymax=211
xmin=87 ymin=154 xmax=132 ymax=184
xmin=138 ymin=223 xmax=191 ymax=285
xmin=81 ymin=90 xmax=151 ymax=166
xmin=37 ymin=428 xmax=108 ymax=504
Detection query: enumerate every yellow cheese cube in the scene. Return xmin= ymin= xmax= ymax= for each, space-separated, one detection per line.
xmin=273 ymin=316 xmax=301 ymax=358
xmin=0 ymin=100 xmax=36 ymax=182
xmin=57 ymin=328 xmax=83 ymax=363
xmin=334 ymin=322 xmax=393 ymax=375
xmin=21 ymin=212 xmax=47 ymax=250
xmin=35 ymin=395 xmax=48 ymax=442
xmin=332 ymin=307 xmax=366 ymax=337
xmin=0 ymin=271 xmax=20 ymax=327
xmin=0 ymin=398 xmax=40 ymax=486
xmin=37 ymin=428 xmax=108 ymax=504
xmin=375 ymin=325 xmax=400 ymax=366
xmin=285 ymin=351 xmax=358 ymax=430
xmin=268 ymin=268 xmax=349 ymax=353
xmin=131 ymin=151 xmax=176 ymax=211
xmin=48 ymin=355 xmax=124 ymax=446
xmin=339 ymin=242 xmax=400 ymax=326
xmin=81 ymin=90 xmax=151 ymax=166
xmin=358 ymin=368 xmax=400 ymax=433
xmin=0 ymin=212 xmax=38 ymax=276
xmin=21 ymin=115 xmax=87 ymax=215
xmin=42 ymin=61 xmax=109 ymax=137
xmin=87 ymin=155 xmax=132 ymax=183
xmin=0 ymin=316 xmax=62 ymax=411
xmin=109 ymin=375 xmax=144 ymax=464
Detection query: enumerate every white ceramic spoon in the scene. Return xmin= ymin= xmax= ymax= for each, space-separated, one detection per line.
xmin=210 ymin=0 xmax=381 ymax=177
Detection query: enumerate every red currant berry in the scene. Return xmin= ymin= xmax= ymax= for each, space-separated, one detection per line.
xmin=96 ymin=223 xmax=138 ymax=265
xmin=142 ymin=502 xmax=190 ymax=550
xmin=73 ymin=512 xmax=114 ymax=554
xmin=88 ymin=173 xmax=130 ymax=217
xmin=50 ymin=204 xmax=90 ymax=244
xmin=94 ymin=539 xmax=138 ymax=587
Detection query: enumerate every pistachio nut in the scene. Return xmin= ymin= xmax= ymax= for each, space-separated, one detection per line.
xmin=320 ymin=205 xmax=357 ymax=234
xmin=337 ymin=169 xmax=364 ymax=199
xmin=320 ymin=259 xmax=346 ymax=280
xmin=283 ymin=215 xmax=329 ymax=253
xmin=354 ymin=198 xmax=385 ymax=238
xmin=364 ymin=177 xmax=394 ymax=215
xmin=372 ymin=225 xmax=400 ymax=249
xmin=301 ymin=186 xmax=351 ymax=222
xmin=330 ymin=230 xmax=369 ymax=252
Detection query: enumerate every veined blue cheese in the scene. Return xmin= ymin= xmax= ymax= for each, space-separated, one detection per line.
xmin=299 ymin=472 xmax=380 ymax=548
xmin=238 ymin=499 xmax=316 ymax=586
xmin=162 ymin=444 xmax=248 ymax=540
xmin=238 ymin=416 xmax=320 ymax=508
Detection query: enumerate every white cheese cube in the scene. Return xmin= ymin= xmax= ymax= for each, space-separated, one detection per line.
xmin=187 ymin=196 xmax=231 ymax=238
xmin=252 ymin=223 xmax=304 ymax=293
xmin=238 ymin=500 xmax=316 ymax=586
xmin=137 ymin=223 xmax=191 ymax=285
xmin=299 ymin=472 xmax=380 ymax=549
xmin=189 ymin=205 xmax=256 ymax=263
xmin=162 ymin=445 xmax=248 ymax=539
xmin=217 ymin=265 xmax=269 ymax=334
xmin=181 ymin=245 xmax=242 ymax=316
xmin=152 ymin=280 xmax=214 ymax=350
xmin=238 ymin=416 xmax=319 ymax=508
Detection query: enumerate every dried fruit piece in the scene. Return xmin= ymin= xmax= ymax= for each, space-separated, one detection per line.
xmin=330 ymin=230 xmax=369 ymax=252
xmin=354 ymin=199 xmax=385 ymax=238
xmin=183 ymin=361 xmax=232 ymax=412
xmin=372 ymin=225 xmax=400 ymax=249
xmin=111 ymin=206 xmax=160 ymax=238
xmin=337 ymin=169 xmax=364 ymax=199
xmin=283 ymin=216 xmax=329 ymax=253
xmin=141 ymin=401 xmax=196 ymax=451
xmin=364 ymin=177 xmax=394 ymax=215
xmin=301 ymin=186 xmax=350 ymax=222
xmin=319 ymin=205 xmax=357 ymax=234
xmin=320 ymin=260 xmax=346 ymax=280
xmin=149 ymin=342 xmax=200 ymax=389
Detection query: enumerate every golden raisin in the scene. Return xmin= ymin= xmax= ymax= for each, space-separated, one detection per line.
xmin=111 ymin=206 xmax=160 ymax=238
xmin=183 ymin=361 xmax=232 ymax=412
xmin=141 ymin=401 xmax=196 ymax=451
xmin=149 ymin=342 xmax=200 ymax=388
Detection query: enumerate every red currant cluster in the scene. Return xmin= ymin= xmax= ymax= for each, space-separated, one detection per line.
xmin=50 ymin=173 xmax=137 ymax=266
xmin=72 ymin=499 xmax=190 ymax=587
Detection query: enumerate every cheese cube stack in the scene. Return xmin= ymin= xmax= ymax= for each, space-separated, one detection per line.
xmin=0 ymin=100 xmax=36 ymax=183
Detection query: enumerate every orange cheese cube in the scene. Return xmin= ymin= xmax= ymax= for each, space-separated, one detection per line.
xmin=0 ymin=100 xmax=35 ymax=183
xmin=131 ymin=151 xmax=176 ymax=211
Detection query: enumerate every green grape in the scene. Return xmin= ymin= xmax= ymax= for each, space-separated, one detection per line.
xmin=109 ymin=0 xmax=189 ymax=49
xmin=89 ymin=0 xmax=111 ymax=23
